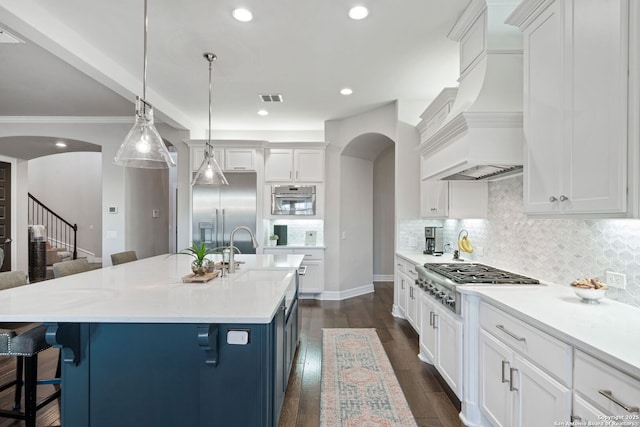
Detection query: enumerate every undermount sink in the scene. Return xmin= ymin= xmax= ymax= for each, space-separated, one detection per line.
xmin=231 ymin=269 xmax=294 ymax=282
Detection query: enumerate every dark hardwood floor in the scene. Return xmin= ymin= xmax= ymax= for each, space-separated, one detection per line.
xmin=0 ymin=281 xmax=463 ymax=427
xmin=279 ymin=281 xmax=464 ymax=427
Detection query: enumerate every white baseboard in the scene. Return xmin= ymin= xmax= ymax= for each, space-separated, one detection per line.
xmin=373 ymin=274 xmax=394 ymax=282
xmin=319 ymin=284 xmax=374 ymax=301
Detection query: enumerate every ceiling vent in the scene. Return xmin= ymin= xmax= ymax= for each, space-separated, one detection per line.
xmin=259 ymin=94 xmax=283 ymax=103
xmin=0 ymin=28 xmax=24 ymax=44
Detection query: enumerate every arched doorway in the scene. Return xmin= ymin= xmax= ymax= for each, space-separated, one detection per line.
xmin=340 ymin=133 xmax=395 ymax=291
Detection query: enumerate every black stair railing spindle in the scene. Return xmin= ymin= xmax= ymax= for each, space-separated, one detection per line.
xmin=27 ymin=193 xmax=78 ymax=260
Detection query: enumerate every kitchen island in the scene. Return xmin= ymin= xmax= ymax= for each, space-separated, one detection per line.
xmin=0 ymin=254 xmax=304 ymax=427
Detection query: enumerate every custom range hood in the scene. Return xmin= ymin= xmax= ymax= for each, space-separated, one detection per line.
xmin=419 ymin=0 xmax=524 ymax=181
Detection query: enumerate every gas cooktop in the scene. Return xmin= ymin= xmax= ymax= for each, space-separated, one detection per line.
xmin=422 ymin=263 xmax=540 ymax=285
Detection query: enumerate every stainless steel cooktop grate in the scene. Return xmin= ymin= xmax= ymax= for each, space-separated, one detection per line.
xmin=423 ymin=263 xmax=540 ymax=284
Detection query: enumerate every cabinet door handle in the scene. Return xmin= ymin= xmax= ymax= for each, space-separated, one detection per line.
xmin=289 ymin=171 xmax=292 ymax=180
xmin=559 ymin=195 xmax=568 ymax=202
xmin=501 ymin=360 xmax=510 ymax=384
xmin=496 ymin=325 xmax=526 ymax=342
xmin=401 ymin=280 xmax=404 ymax=290
xmin=429 ymin=311 xmax=434 ymax=327
xmin=549 ymin=196 xmax=558 ymax=202
xmin=432 ymin=313 xmax=438 ymax=329
xmin=233 ymin=167 xmax=246 ymax=170
xmin=509 ymin=368 xmax=518 ymax=391
xmin=598 ymin=390 xmax=640 ymax=413
xmin=296 ymin=171 xmax=299 ymax=180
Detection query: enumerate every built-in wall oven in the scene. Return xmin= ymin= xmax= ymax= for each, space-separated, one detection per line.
xmin=271 ymin=185 xmax=316 ymax=216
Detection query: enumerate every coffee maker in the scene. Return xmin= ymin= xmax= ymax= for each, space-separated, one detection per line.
xmin=423 ymin=226 xmax=444 ymax=255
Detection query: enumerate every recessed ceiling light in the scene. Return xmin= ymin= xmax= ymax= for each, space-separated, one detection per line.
xmin=257 ymin=109 xmax=269 ymax=116
xmin=232 ymin=8 xmax=253 ymax=22
xmin=348 ymin=6 xmax=369 ymax=20
xmin=340 ymin=88 xmax=353 ymax=95
xmin=55 ymin=141 xmax=67 ymax=148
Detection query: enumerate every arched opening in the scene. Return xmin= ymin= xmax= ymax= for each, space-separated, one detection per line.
xmin=340 ymin=132 xmax=395 ymax=291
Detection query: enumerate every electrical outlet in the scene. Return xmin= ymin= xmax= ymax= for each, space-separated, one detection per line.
xmin=605 ymin=271 xmax=627 ymax=289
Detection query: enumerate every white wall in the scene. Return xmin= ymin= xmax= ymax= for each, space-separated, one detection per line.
xmin=28 ymin=152 xmax=102 ymax=258
xmin=0 ymin=121 xmax=190 ymax=268
xmin=124 ymin=167 xmax=169 ymax=258
xmin=373 ymin=146 xmax=395 ymax=277
xmin=325 ymin=103 xmax=398 ymax=295
xmin=339 ymin=156 xmax=374 ymax=291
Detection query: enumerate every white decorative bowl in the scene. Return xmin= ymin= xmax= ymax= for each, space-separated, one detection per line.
xmin=574 ymin=287 xmax=607 ymax=304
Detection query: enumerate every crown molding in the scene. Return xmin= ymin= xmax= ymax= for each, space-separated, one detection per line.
xmin=0 ymin=116 xmax=136 ymax=124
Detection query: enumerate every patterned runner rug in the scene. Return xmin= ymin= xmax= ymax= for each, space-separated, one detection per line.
xmin=320 ymin=328 xmax=418 ymax=427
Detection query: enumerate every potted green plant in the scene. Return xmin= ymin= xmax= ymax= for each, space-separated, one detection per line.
xmin=177 ymin=243 xmax=215 ymax=275
xmin=269 ymin=234 xmax=279 ymax=246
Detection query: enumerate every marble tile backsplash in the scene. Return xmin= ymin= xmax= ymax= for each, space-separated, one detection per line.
xmin=399 ymin=175 xmax=640 ymax=308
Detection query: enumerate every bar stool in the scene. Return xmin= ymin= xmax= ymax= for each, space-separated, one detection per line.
xmin=52 ymin=258 xmax=91 ymax=278
xmin=0 ymin=271 xmax=60 ymax=427
xmin=110 ymin=250 xmax=138 ymax=265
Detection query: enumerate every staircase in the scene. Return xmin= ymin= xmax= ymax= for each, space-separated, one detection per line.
xmin=28 ymin=193 xmax=77 ymax=260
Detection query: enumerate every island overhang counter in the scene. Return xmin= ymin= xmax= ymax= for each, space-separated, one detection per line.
xmin=0 ymin=254 xmax=305 ymax=427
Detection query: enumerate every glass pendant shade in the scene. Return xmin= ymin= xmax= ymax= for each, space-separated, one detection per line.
xmin=114 ymin=97 xmax=176 ymax=169
xmin=191 ymin=149 xmax=228 ymax=185
xmin=191 ymin=52 xmax=229 ymax=186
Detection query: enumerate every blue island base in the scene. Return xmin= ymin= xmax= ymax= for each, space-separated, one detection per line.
xmin=46 ymin=318 xmax=287 ymax=427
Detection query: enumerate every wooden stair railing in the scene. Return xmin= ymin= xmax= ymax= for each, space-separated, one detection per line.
xmin=28 ymin=193 xmax=78 ymax=260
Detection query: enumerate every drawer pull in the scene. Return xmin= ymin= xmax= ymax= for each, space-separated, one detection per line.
xmin=407 ymin=270 xmax=417 ymax=276
xmin=598 ymin=390 xmax=640 ymax=413
xmin=509 ymin=368 xmax=518 ymax=391
xmin=496 ymin=325 xmax=526 ymax=342
xmin=501 ymin=361 xmax=510 ymax=384
xmin=298 ymin=266 xmax=307 ymax=276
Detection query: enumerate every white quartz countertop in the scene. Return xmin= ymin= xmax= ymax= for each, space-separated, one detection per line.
xmin=396 ymin=251 xmax=640 ymax=379
xmin=0 ymin=254 xmax=304 ymax=324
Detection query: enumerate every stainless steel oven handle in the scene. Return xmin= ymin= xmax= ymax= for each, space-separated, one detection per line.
xmin=496 ymin=325 xmax=526 ymax=342
xmin=598 ymin=390 xmax=640 ymax=413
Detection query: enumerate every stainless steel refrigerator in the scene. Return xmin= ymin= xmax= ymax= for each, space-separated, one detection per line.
xmin=192 ymin=172 xmax=257 ymax=254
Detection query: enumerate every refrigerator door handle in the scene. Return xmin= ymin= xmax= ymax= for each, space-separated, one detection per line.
xmin=221 ymin=208 xmax=226 ymax=247
xmin=215 ymin=209 xmax=219 ymax=247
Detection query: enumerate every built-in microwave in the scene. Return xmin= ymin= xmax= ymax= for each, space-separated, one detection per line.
xmin=271 ymin=185 xmax=316 ymax=216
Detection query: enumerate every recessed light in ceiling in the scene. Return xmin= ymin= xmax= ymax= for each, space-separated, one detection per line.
xmin=340 ymin=88 xmax=353 ymax=95
xmin=257 ymin=110 xmax=269 ymax=116
xmin=232 ymin=8 xmax=253 ymax=22
xmin=348 ymin=6 xmax=369 ymax=20
xmin=55 ymin=141 xmax=67 ymax=148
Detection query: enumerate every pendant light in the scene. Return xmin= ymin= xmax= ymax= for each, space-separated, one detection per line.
xmin=114 ymin=0 xmax=176 ymax=169
xmin=191 ymin=53 xmax=228 ymax=186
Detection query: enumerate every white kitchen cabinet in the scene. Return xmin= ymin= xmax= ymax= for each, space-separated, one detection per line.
xmin=479 ymin=330 xmax=572 ymax=427
xmin=394 ymin=257 xmax=408 ymax=318
xmin=419 ymin=293 xmax=463 ymax=398
xmin=572 ymin=395 xmax=608 ymax=425
xmin=420 ymin=180 xmax=487 ymax=219
xmin=192 ymin=147 xmax=256 ymax=172
xmin=508 ymin=0 xmax=629 ymax=215
xmin=263 ymin=247 xmax=324 ymax=294
xmin=405 ymin=279 xmax=419 ymax=332
xmin=265 ymin=149 xmax=324 ymax=183
xmin=478 ymin=301 xmax=572 ymax=426
xmin=574 ymin=349 xmax=640 ymax=419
